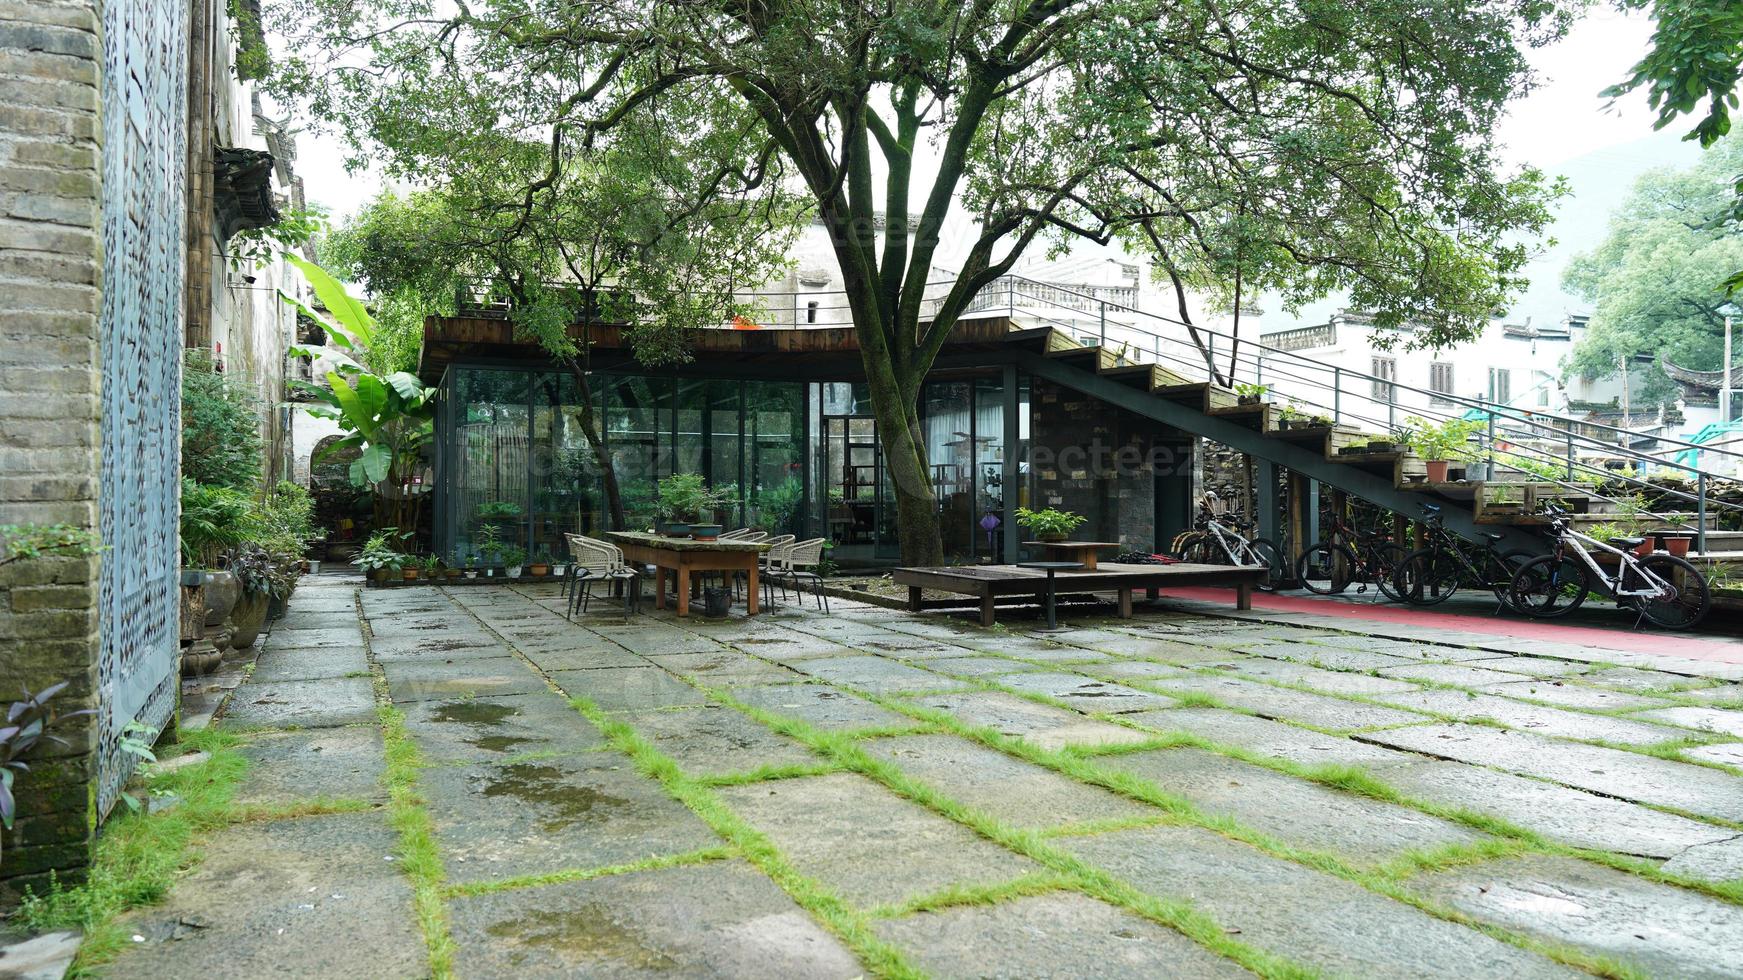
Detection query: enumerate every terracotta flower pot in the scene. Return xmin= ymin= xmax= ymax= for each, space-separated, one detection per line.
xmin=1667 ymin=537 xmax=1692 ymax=558
xmin=403 ymin=567 xmax=420 ymax=581
xmin=1424 ymin=460 xmax=1450 ymax=483
xmin=529 ymin=563 xmax=549 ymax=577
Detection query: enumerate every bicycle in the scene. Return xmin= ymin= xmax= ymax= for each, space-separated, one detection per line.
xmin=1173 ymin=500 xmax=1285 ymax=592
xmin=1392 ymin=503 xmax=1537 ymax=610
xmin=1295 ymin=513 xmax=1408 ymax=600
xmin=1508 ymin=505 xmax=1710 ymax=630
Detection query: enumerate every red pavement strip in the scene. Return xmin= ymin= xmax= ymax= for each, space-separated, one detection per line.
xmin=1163 ymin=586 xmax=1743 ymax=665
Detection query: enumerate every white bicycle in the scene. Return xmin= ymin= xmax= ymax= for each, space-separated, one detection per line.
xmin=1174 ymin=498 xmax=1285 ymax=592
xmin=1508 ymin=505 xmax=1709 ymax=630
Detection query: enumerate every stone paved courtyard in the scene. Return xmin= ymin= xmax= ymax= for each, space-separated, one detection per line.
xmin=114 ymin=575 xmax=1743 ymax=978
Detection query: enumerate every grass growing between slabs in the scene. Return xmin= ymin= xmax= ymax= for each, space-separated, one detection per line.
xmin=14 ymin=727 xmax=246 ymax=972
xmin=376 ymin=704 xmax=456 ymax=980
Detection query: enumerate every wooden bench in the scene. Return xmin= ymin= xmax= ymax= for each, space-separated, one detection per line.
xmin=891 ymin=562 xmax=1267 ymax=626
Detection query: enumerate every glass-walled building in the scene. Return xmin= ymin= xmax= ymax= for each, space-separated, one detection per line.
xmin=422 ymin=318 xmax=1194 ymax=568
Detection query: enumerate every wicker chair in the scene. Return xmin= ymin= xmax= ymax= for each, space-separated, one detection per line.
xmin=766 ymin=537 xmax=829 ymax=611
xmin=567 ymin=535 xmax=640 ymax=617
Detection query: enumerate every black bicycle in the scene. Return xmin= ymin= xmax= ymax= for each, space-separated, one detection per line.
xmin=1296 ymin=514 xmax=1408 ymax=600
xmin=1393 ymin=503 xmax=1537 ymax=610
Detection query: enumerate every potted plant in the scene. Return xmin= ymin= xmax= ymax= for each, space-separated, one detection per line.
xmin=444 ymin=554 xmax=464 ymax=580
xmin=1234 ymin=382 xmax=1269 ymax=406
xmin=178 ymin=479 xmax=249 ymax=637
xmin=528 ymin=548 xmax=552 ymax=577
xmin=226 ymin=548 xmax=278 ymax=649
xmin=352 ymin=531 xmax=407 ymax=585
xmin=463 ymin=554 xmax=480 ymax=579
xmin=1015 ymin=507 xmax=1088 ymax=543
xmin=1401 ymin=416 xmax=1483 ymax=483
xmin=420 ymin=554 xmax=443 ymax=582
xmin=656 ymin=474 xmax=737 ymax=538
xmin=501 ymin=544 xmax=527 ymax=579
xmin=1655 ymin=531 xmax=1694 ymax=558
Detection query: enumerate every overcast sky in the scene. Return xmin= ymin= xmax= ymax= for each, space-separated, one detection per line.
xmin=283 ymin=7 xmax=1694 ymax=323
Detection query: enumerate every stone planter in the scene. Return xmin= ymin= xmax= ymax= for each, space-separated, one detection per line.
xmin=201 ymin=569 xmax=240 ymax=628
xmin=230 ymin=591 xmax=270 ymax=649
xmin=690 ymin=524 xmax=723 ymax=542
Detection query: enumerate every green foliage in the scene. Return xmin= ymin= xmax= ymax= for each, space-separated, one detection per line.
xmin=1605 ymin=0 xmax=1743 ymax=149
xmin=226 ymin=206 xmax=325 ymax=272
xmin=0 ymin=682 xmax=88 ymax=829
xmin=497 ymin=544 xmax=527 ymax=569
xmin=1564 ymin=137 xmax=1743 ymax=403
xmin=0 ymin=524 xmax=100 ymax=568
xmin=246 ymin=481 xmax=318 ymax=556
xmin=352 ymin=530 xmax=410 ymax=572
xmin=180 ymin=349 xmax=263 ymax=491
xmin=655 ymin=474 xmax=737 ymax=523
xmin=475 ymin=501 xmax=523 ymax=522
xmin=1399 ymin=416 xmax=1484 ymax=462
xmin=178 ymin=479 xmax=252 ymax=568
xmin=1014 ymin=507 xmax=1089 ymax=538
xmin=753 ymin=478 xmax=806 ymax=534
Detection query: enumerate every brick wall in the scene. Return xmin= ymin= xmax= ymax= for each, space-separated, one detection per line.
xmin=0 ymin=0 xmax=104 ymax=897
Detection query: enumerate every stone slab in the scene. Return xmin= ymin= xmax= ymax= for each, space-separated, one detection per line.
xmin=400 ymin=694 xmax=608 ymax=764
xmin=877 ymin=892 xmax=1247 ymax=979
xmin=422 ymin=758 xmax=719 ymax=883
xmin=1360 ymin=724 xmax=1743 ymax=822
xmin=1269 ymin=647 xmax=1418 ymax=671
xmin=922 ymin=655 xmax=1047 ymax=678
xmin=107 ymin=813 xmax=424 ymax=978
xmin=1082 ymin=661 xmax=1199 ymax=683
xmin=724 ymin=683 xmax=914 ymax=733
xmin=1375 ymin=690 xmax=1686 ymax=746
xmin=1459 ymin=655 xmax=1592 ymax=678
xmin=261 ymin=626 xmax=361 ymax=651
xmin=249 ymin=644 xmax=369 ymax=684
xmin=1684 ymin=743 xmax=1743 ymax=768
xmin=1063 ymin=826 xmax=1574 ymax=979
xmin=714 ymin=773 xmax=1038 ymax=907
xmin=1478 ymin=680 xmax=1670 ymax=712
xmin=643 ymin=651 xmax=804 ymax=686
xmin=1681 ymin=684 xmax=1743 ymax=707
xmin=1580 ymin=666 xmax=1720 ymax=694
xmin=381 ymin=657 xmax=548 ymax=703
xmin=1378 ymin=663 xmax=1534 ymax=688
xmin=1096 ymin=748 xmax=1483 ymax=862
xmin=864 ymin=735 xmax=1154 ymax=830
xmin=1208 ymin=658 xmax=1420 ymax=696
xmin=367 ymin=633 xmax=513 ymax=662
xmin=448 ymin=860 xmax=862 ymax=978
xmin=1633 ymin=706 xmax=1743 ymax=738
xmin=1129 ymin=673 xmax=1428 ymax=732
xmin=1362 ymin=760 xmax=1736 ymax=858
xmin=1124 ymin=708 xmax=1410 ymax=765
xmin=1414 ymin=855 xmax=1743 ymax=979
xmin=366 ymin=617 xmax=491 ymax=641
xmin=274 ymin=611 xmax=363 ymax=632
xmin=903 ymin=691 xmax=1154 ymax=751
xmin=1661 ymin=836 xmax=1743 ymax=883
xmin=235 ymin=728 xmax=386 ymax=807
xmin=522 ymin=644 xmax=654 ymax=672
xmin=617 ymin=705 xmax=819 ymax=778
xmin=221 ymin=677 xmax=378 ymax=730
xmin=788 ymin=656 xmax=972 ymax=695
xmin=991 ymin=671 xmax=1178 ymax=714
xmin=0 ymin=930 xmax=79 ymax=980
xmin=555 ymin=666 xmax=708 ymax=712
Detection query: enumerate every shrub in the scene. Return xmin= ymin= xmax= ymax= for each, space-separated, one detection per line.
xmin=179 ymin=479 xmax=251 ymax=568
xmin=180 ymin=350 xmax=263 ymax=491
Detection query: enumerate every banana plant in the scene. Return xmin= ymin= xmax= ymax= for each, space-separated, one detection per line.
xmin=280 ymin=255 xmax=434 ymax=532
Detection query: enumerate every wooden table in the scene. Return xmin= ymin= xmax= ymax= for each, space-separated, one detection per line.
xmin=1021 ymin=540 xmax=1122 ymax=571
xmin=604 ymin=533 xmax=769 ymax=617
xmin=892 ymin=562 xmax=1267 ymax=626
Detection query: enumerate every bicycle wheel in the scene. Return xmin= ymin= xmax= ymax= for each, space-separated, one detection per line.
xmin=1509 ymin=554 xmax=1590 ymax=619
xmin=1371 ymin=543 xmax=1411 ymax=602
xmin=1394 ymin=548 xmax=1463 ymax=606
xmin=1248 ymin=537 xmax=1284 ymax=592
xmin=1296 ymin=544 xmax=1355 ymax=595
xmin=1484 ymin=549 xmax=1538 ymax=606
xmin=1626 ymin=554 xmax=1710 ymax=630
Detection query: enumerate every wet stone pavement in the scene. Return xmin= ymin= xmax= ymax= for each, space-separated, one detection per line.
xmin=110 ymin=575 xmax=1743 ymax=978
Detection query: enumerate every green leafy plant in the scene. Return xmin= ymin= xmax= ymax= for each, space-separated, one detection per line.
xmin=1400 ymin=416 xmax=1484 ymax=462
xmin=752 ymin=477 xmax=805 ymax=533
xmin=1234 ymin=383 xmax=1270 ymax=400
xmin=420 ymin=554 xmax=442 ymax=576
xmin=178 ymin=479 xmax=251 ymax=569
xmin=247 ymin=481 xmax=319 ymax=556
xmin=282 ymin=255 xmax=435 ymax=534
xmin=0 ymin=525 xmax=101 ymax=568
xmin=352 ymin=528 xmax=410 ymax=573
xmin=498 ymin=544 xmax=527 ymax=569
xmin=180 ymin=349 xmax=263 ymax=491
xmin=1015 ymin=507 xmax=1088 ymax=539
xmin=655 ymin=473 xmax=737 ymax=523
xmin=115 ymin=721 xmax=160 ymax=814
xmin=1 ymin=683 xmax=91 ymax=830
xmin=475 ymin=500 xmax=523 ymax=522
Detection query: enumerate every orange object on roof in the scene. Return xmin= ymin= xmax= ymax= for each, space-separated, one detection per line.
xmin=732 ymin=314 xmax=761 ymax=331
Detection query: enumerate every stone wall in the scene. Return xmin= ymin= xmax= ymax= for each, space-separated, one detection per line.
xmin=0 ymin=0 xmax=104 ymax=897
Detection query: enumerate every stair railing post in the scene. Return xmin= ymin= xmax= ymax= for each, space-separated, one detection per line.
xmin=1698 ymin=472 xmax=1708 ymax=555
xmin=1486 ymin=410 xmax=1496 ymax=471
xmin=1006 ymin=278 xmax=1015 ymax=318
xmin=1333 ymin=367 xmax=1341 ymax=424
xmin=1565 ymin=430 xmax=1574 ymax=481
xmin=1099 ymin=301 xmax=1107 ymax=350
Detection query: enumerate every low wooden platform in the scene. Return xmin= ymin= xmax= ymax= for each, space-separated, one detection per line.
xmin=891 ymin=562 xmax=1268 ymax=626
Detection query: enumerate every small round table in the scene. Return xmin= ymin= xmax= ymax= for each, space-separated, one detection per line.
xmin=1016 ymin=560 xmax=1084 ymax=631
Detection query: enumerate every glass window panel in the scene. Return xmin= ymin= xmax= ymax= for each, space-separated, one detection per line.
xmin=453 ymin=368 xmax=530 ymax=560
xmin=923 ymin=381 xmax=974 ymax=560
xmin=746 ymin=381 xmax=805 ymax=534
xmin=606 ymin=375 xmax=663 ymax=529
xmin=973 ymin=377 xmax=1007 ymax=558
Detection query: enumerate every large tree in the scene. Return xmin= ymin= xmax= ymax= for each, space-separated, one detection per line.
xmin=1564 ymin=137 xmax=1743 ymax=405
xmin=270 ymin=0 xmax=1563 ymax=564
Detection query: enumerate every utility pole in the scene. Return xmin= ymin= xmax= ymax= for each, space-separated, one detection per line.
xmin=1724 ymin=313 xmax=1734 ymax=425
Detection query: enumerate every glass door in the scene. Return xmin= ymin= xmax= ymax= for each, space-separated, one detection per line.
xmin=824 ymin=415 xmax=888 ymax=564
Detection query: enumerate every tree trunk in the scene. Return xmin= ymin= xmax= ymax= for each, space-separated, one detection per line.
xmin=560 ymin=357 xmax=625 ymax=530
xmin=864 ymin=367 xmax=944 ymax=566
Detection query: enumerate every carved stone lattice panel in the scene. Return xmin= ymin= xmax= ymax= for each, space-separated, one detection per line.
xmin=96 ymin=0 xmax=187 ymax=818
